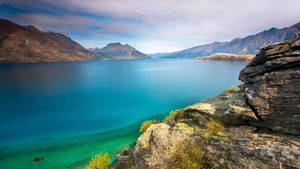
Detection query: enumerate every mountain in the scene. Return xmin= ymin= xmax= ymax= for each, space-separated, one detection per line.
xmin=195 ymin=53 xmax=254 ymax=62
xmin=162 ymin=21 xmax=300 ymax=58
xmin=0 ymin=18 xmax=96 ymax=63
xmin=147 ymin=52 xmax=169 ymax=58
xmin=89 ymin=43 xmax=150 ymax=60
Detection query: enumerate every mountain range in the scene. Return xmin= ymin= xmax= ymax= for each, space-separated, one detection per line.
xmin=160 ymin=21 xmax=300 ymax=58
xmin=0 ymin=18 xmax=97 ymax=63
xmin=89 ymin=43 xmax=150 ymax=60
xmin=0 ymin=18 xmax=149 ymax=63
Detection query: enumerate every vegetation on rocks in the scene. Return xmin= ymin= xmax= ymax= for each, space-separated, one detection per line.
xmin=87 ymin=153 xmax=109 ymax=169
xmin=120 ymin=148 xmax=129 ymax=156
xmin=222 ymin=85 xmax=236 ymax=94
xmin=139 ymin=120 xmax=160 ymax=133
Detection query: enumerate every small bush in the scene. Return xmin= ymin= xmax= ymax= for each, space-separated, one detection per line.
xmin=205 ymin=119 xmax=224 ymax=134
xmin=163 ymin=115 xmax=171 ymax=123
xmin=139 ymin=120 xmax=160 ymax=133
xmin=87 ymin=152 xmax=109 ymax=169
xmin=120 ymin=148 xmax=129 ymax=156
xmin=222 ymin=85 xmax=236 ymax=94
xmin=168 ymin=141 xmax=208 ymax=169
xmin=163 ymin=109 xmax=185 ymax=123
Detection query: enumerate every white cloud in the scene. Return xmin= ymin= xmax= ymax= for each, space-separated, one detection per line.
xmin=3 ymin=0 xmax=300 ymax=53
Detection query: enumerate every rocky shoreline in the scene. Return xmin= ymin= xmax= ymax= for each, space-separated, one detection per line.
xmin=112 ymin=36 xmax=300 ymax=169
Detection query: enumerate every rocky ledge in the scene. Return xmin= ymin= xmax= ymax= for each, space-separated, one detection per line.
xmin=239 ymin=36 xmax=300 ymax=135
xmin=114 ymin=91 xmax=300 ymax=169
xmin=113 ymin=37 xmax=300 ymax=169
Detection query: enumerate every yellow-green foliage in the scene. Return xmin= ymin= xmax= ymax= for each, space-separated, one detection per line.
xmin=87 ymin=152 xmax=109 ymax=169
xmin=205 ymin=119 xmax=224 ymax=134
xmin=163 ymin=109 xmax=185 ymax=123
xmin=139 ymin=120 xmax=160 ymax=133
xmin=222 ymin=85 xmax=236 ymax=94
xmin=120 ymin=148 xmax=129 ymax=156
xmin=168 ymin=141 xmax=208 ymax=169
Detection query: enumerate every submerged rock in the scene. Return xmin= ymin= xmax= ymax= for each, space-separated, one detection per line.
xmin=239 ymin=36 xmax=300 ymax=135
xmin=32 ymin=156 xmax=44 ymax=162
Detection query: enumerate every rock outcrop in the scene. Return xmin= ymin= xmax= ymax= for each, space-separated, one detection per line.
xmin=113 ymin=37 xmax=300 ymax=169
xmin=239 ymin=36 xmax=300 ymax=135
xmin=0 ymin=18 xmax=96 ymax=63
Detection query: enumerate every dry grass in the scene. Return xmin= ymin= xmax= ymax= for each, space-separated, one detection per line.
xmin=205 ymin=119 xmax=225 ymax=134
xmin=222 ymin=85 xmax=236 ymax=94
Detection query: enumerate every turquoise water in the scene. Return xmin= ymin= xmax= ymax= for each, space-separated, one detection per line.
xmin=0 ymin=59 xmax=246 ymax=169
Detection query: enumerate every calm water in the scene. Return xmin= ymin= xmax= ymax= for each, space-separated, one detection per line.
xmin=0 ymin=59 xmax=246 ymax=169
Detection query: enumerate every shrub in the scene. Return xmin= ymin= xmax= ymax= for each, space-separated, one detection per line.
xmin=163 ymin=109 xmax=185 ymax=123
xmin=139 ymin=120 xmax=160 ymax=133
xmin=168 ymin=141 xmax=208 ymax=169
xmin=87 ymin=152 xmax=109 ymax=169
xmin=222 ymin=85 xmax=236 ymax=94
xmin=173 ymin=109 xmax=185 ymax=121
xmin=205 ymin=119 xmax=224 ymax=134
xmin=120 ymin=148 xmax=129 ymax=156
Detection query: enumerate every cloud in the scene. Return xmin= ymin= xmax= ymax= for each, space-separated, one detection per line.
xmin=2 ymin=0 xmax=300 ymax=53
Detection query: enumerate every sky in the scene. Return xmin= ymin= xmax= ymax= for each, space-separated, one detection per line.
xmin=1 ymin=0 xmax=300 ymax=54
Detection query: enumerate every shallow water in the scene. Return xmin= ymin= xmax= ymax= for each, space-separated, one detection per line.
xmin=0 ymin=59 xmax=246 ymax=169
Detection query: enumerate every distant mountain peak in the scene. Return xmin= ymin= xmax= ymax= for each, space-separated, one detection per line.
xmin=89 ymin=42 xmax=150 ymax=60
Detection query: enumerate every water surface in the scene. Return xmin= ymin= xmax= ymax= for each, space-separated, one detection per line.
xmin=0 ymin=59 xmax=246 ymax=169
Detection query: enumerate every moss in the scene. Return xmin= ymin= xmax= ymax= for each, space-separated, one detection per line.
xmin=174 ymin=123 xmax=195 ymax=135
xmin=87 ymin=152 xmax=109 ymax=169
xmin=217 ymin=131 xmax=233 ymax=137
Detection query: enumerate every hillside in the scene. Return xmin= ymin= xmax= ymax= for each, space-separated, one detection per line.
xmin=89 ymin=43 xmax=150 ymax=60
xmin=0 ymin=18 xmax=96 ymax=63
xmin=162 ymin=21 xmax=300 ymax=58
xmin=195 ymin=53 xmax=254 ymax=62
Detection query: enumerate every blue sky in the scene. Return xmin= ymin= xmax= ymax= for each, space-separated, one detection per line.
xmin=1 ymin=0 xmax=300 ymax=53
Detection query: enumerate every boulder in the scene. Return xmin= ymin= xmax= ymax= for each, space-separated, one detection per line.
xmin=239 ymin=36 xmax=300 ymax=135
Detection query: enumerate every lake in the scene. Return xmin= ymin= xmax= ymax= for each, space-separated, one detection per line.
xmin=0 ymin=59 xmax=246 ymax=169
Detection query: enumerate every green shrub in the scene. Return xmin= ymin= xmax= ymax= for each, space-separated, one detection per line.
xmin=163 ymin=109 xmax=185 ymax=123
xmin=222 ymin=85 xmax=236 ymax=94
xmin=139 ymin=120 xmax=160 ymax=133
xmin=87 ymin=152 xmax=109 ymax=169
xmin=120 ymin=148 xmax=129 ymax=156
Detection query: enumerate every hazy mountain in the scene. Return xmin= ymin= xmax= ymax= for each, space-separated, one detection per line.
xmin=0 ymin=18 xmax=96 ymax=63
xmin=89 ymin=43 xmax=150 ymax=60
xmin=147 ymin=52 xmax=169 ymax=58
xmin=162 ymin=21 xmax=300 ymax=58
